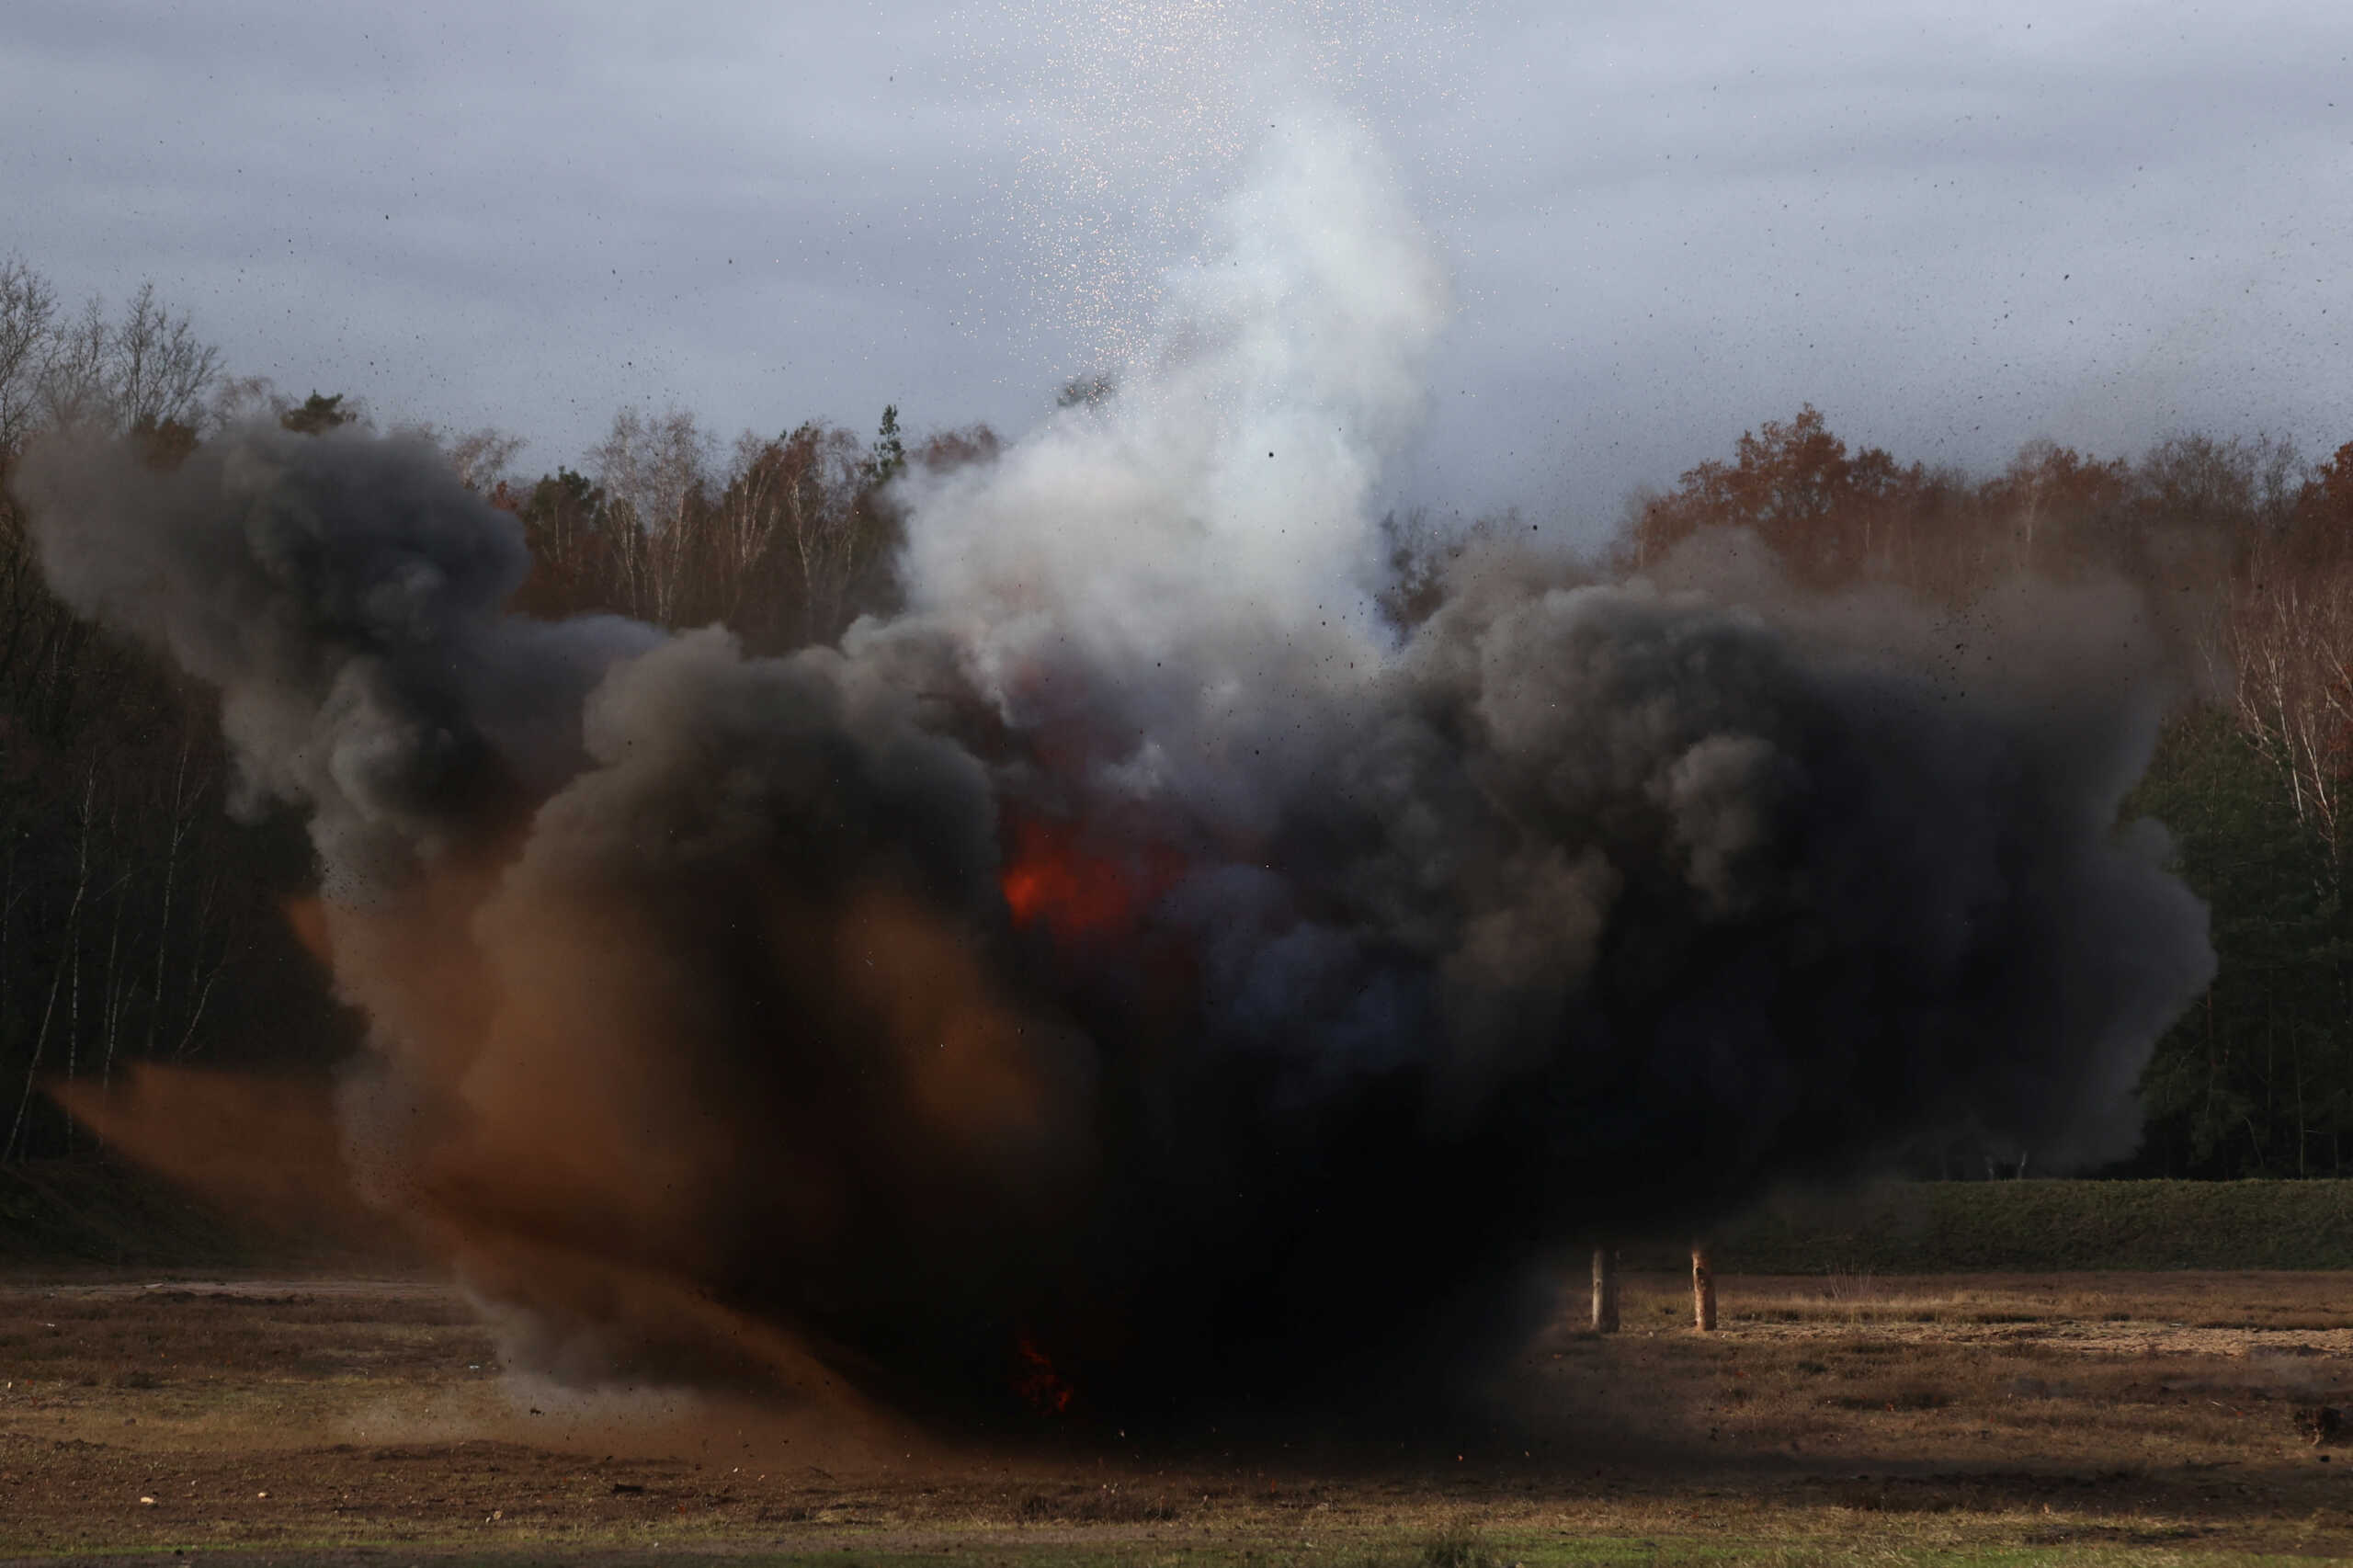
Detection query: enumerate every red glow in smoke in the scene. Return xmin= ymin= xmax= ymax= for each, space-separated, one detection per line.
xmin=999 ymin=816 xmax=1182 ymax=943
xmin=1014 ymin=1335 xmax=1076 ymax=1416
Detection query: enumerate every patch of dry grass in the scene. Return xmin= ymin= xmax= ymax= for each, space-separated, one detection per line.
xmin=3 ymin=1272 xmax=2352 ymax=1563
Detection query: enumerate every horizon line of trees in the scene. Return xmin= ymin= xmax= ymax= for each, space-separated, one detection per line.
xmin=4 ymin=261 xmax=2350 ymax=1178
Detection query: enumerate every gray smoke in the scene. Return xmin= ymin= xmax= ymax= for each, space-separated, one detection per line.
xmin=18 ymin=423 xmax=658 ymax=899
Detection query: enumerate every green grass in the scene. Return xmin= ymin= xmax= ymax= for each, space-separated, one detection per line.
xmin=1635 ymin=1178 xmax=2353 ymax=1273
xmin=9 ymin=1162 xmax=2353 ymax=1275
xmin=0 ymin=1154 xmax=258 ymax=1269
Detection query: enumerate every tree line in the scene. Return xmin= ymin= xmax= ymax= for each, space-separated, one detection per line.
xmin=3 ymin=260 xmax=2350 ymax=1176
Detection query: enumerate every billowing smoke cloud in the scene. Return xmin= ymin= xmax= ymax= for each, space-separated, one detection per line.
xmin=13 ymin=107 xmax=2211 ymax=1421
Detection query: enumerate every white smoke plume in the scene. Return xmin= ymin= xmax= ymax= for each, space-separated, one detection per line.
xmin=896 ymin=105 xmax=1445 ymax=828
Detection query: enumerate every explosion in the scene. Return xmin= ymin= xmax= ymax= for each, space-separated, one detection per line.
xmin=12 ymin=106 xmax=2212 ymax=1425
xmin=999 ymin=816 xmax=1181 ymax=944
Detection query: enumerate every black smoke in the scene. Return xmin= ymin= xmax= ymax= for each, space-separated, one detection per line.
xmin=14 ymin=422 xmax=2212 ymax=1422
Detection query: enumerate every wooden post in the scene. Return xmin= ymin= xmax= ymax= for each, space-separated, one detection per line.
xmin=1590 ymin=1246 xmax=1620 ymax=1333
xmin=1691 ymin=1240 xmax=1716 ymax=1333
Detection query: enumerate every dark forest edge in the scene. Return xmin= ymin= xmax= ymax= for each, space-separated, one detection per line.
xmin=0 ymin=1153 xmax=286 ymax=1269
xmin=9 ymin=1154 xmax=2352 ymax=1274
xmin=2 ymin=263 xmax=2350 ymax=1178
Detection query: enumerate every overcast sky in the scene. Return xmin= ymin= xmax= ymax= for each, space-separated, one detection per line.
xmin=6 ymin=0 xmax=2348 ymax=539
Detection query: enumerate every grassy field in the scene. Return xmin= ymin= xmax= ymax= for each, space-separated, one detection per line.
xmin=13 ymin=1159 xmax=2353 ymax=1275
xmin=0 ymin=1157 xmax=257 ymax=1270
xmin=15 ymin=1159 xmax=2353 ymax=1276
xmin=3 ymin=1269 xmax=2351 ymax=1565
xmin=1621 ymin=1179 xmax=2353 ymax=1274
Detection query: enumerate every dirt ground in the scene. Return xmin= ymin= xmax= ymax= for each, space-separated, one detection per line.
xmin=3 ymin=1269 xmax=2351 ymax=1565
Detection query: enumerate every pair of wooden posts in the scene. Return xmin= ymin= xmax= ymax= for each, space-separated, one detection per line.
xmin=1588 ymin=1243 xmax=1714 ymax=1333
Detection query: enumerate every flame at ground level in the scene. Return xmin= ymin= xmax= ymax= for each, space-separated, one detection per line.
xmin=1014 ymin=1335 xmax=1077 ymax=1416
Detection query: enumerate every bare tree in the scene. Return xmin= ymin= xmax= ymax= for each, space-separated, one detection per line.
xmin=443 ymin=426 xmax=525 ymax=494
xmin=392 ymin=421 xmax=526 ymax=494
xmin=108 ymin=283 xmax=221 ymax=433
xmin=709 ymin=429 xmax=795 ymax=624
xmin=592 ymin=407 xmax=710 ymax=624
xmin=6 ymin=768 xmax=94 ymax=1163
xmin=705 ymin=420 xmax=869 ymax=641
xmin=0 ymin=272 xmax=221 ymax=443
xmin=775 ymin=420 xmax=879 ymax=644
xmin=205 ymin=373 xmax=290 ymax=430
xmin=2224 ymin=551 xmax=2353 ymax=874
xmin=143 ymin=737 xmax=203 ymax=1064
xmin=0 ymin=256 xmax=60 ymax=452
xmin=37 ymin=296 xmax=112 ymax=430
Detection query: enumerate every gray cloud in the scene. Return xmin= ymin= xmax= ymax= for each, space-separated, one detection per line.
xmin=6 ymin=0 xmax=2347 ymax=532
